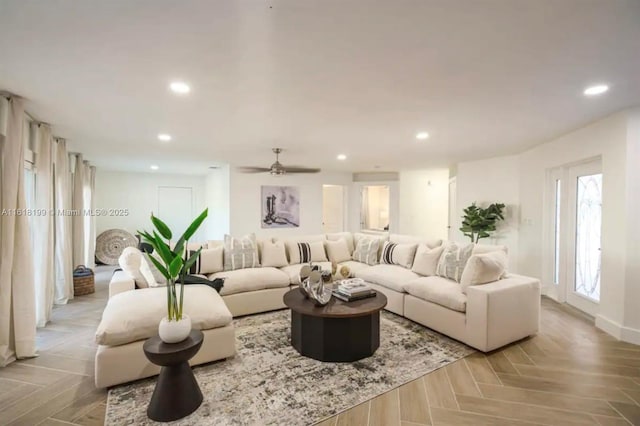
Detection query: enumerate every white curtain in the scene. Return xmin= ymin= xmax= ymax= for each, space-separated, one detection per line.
xmin=0 ymin=97 xmax=37 ymax=366
xmin=71 ymin=153 xmax=85 ymax=269
xmin=32 ymin=124 xmax=55 ymax=327
xmin=83 ymin=161 xmax=96 ymax=267
xmin=54 ymin=139 xmax=73 ymax=304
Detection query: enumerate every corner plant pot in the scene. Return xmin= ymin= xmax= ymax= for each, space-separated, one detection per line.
xmin=158 ymin=314 xmax=192 ymax=344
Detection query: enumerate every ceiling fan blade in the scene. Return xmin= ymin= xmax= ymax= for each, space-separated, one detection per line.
xmin=283 ymin=166 xmax=322 ymax=174
xmin=236 ymin=167 xmax=271 ymax=173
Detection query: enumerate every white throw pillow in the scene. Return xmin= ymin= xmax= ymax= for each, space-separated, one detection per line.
xmin=286 ymin=240 xmax=328 ymax=264
xmin=436 ymin=242 xmax=474 ymax=283
xmin=326 ymin=232 xmax=355 ymax=254
xmin=224 ymin=234 xmax=260 ymax=271
xmin=352 ymin=238 xmax=381 ymax=266
xmin=118 ymin=247 xmax=149 ymax=288
xmin=460 ymin=250 xmax=508 ymax=293
xmin=260 ymin=240 xmax=289 ymax=267
xmin=380 ymin=241 xmax=418 ymax=269
xmin=325 ymin=239 xmax=351 ymax=263
xmin=411 ymin=244 xmax=445 ymax=276
xmin=186 ymin=246 xmax=224 ymax=274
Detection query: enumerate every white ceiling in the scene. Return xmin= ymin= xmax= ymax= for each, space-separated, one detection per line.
xmin=1 ymin=0 xmax=639 ymax=175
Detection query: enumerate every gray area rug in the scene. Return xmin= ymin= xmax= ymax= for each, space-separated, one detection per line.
xmin=106 ymin=310 xmax=473 ymax=425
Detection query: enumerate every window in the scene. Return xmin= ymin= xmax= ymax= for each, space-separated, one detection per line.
xmin=553 ymin=178 xmax=561 ymax=285
xmin=361 ymin=185 xmax=390 ymax=231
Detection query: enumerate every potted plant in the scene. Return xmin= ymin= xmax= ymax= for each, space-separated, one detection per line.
xmin=459 ymin=202 xmax=505 ymax=243
xmin=138 ymin=208 xmax=208 ymax=343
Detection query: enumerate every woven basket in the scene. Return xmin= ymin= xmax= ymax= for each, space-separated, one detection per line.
xmin=73 ymin=265 xmax=95 ymax=296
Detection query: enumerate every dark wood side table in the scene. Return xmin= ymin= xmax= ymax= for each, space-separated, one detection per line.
xmin=143 ymin=329 xmax=204 ymax=422
xmin=283 ymin=289 xmax=387 ymax=362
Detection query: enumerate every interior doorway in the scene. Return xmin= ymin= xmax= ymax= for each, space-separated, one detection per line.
xmin=322 ymin=185 xmax=345 ymax=233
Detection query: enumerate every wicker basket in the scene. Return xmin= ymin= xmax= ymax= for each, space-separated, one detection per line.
xmin=73 ymin=265 xmax=95 ymax=296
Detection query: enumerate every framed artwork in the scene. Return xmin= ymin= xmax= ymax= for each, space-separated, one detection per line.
xmin=261 ymin=186 xmax=300 ymax=228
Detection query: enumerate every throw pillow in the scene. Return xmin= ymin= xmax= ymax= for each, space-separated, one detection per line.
xmin=411 ymin=244 xmax=445 ymax=276
xmin=140 ymin=252 xmax=167 ymax=287
xmin=188 ymin=246 xmax=224 ymax=275
xmin=260 ymin=240 xmax=289 ymax=268
xmin=326 ymin=232 xmax=355 ymax=253
xmin=223 ymin=234 xmax=260 ymax=271
xmin=460 ymin=250 xmax=508 ymax=293
xmin=286 ymin=240 xmax=328 ymax=264
xmin=380 ymin=241 xmax=418 ymax=269
xmin=325 ymin=239 xmax=351 ymax=263
xmin=118 ymin=247 xmax=149 ymax=288
xmin=352 ymin=238 xmax=381 ymax=266
xmin=436 ymin=242 xmax=474 ymax=282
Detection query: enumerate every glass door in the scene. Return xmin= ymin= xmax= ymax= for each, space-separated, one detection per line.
xmin=566 ymin=161 xmax=602 ymax=315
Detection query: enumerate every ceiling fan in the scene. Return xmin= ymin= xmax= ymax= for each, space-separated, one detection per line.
xmin=237 ymin=148 xmax=321 ymax=175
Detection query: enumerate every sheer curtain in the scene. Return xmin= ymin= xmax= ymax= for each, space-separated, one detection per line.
xmin=71 ymin=153 xmax=85 ymax=269
xmin=32 ymin=124 xmax=55 ymax=327
xmin=0 ymin=97 xmax=37 ymax=366
xmin=54 ymin=139 xmax=73 ymax=304
xmin=83 ymin=161 xmax=96 ymax=268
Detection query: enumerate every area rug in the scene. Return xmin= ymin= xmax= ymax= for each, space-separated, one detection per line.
xmin=106 ymin=310 xmax=473 ymax=425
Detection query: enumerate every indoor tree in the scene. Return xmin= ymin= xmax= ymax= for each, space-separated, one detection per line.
xmin=459 ymin=202 xmax=505 ymax=243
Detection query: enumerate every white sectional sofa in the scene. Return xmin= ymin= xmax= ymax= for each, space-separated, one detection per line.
xmin=108 ymin=231 xmax=540 ymax=355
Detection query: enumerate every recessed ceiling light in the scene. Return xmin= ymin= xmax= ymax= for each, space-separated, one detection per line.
xmin=583 ymin=84 xmax=609 ymax=96
xmin=337 ymin=154 xmax=347 ymax=160
xmin=150 ymin=165 xmax=159 ymax=170
xmin=169 ymin=81 xmax=190 ymax=94
xmin=157 ymin=133 xmax=172 ymax=142
xmin=416 ymin=132 xmax=429 ymax=140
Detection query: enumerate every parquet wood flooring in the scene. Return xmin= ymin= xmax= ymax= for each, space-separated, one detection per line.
xmin=1 ymin=266 xmax=638 ymax=425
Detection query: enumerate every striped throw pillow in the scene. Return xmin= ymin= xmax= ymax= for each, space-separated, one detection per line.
xmin=223 ymin=234 xmax=260 ymax=271
xmin=381 ymin=241 xmax=418 ymax=269
xmin=436 ymin=242 xmax=474 ymax=282
xmin=352 ymin=238 xmax=381 ymax=266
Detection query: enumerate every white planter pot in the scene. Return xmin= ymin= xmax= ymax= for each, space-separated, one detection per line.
xmin=158 ymin=314 xmax=192 ymax=344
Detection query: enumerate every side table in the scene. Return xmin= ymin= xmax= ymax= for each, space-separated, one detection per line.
xmin=143 ymin=329 xmax=204 ymax=422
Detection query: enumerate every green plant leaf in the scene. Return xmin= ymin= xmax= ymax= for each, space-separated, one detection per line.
xmin=152 ymin=231 xmax=174 ymax=264
xmin=151 ymin=214 xmax=172 ymax=240
xmin=147 ymin=254 xmax=171 ymax=280
xmin=182 ymin=247 xmax=202 ymax=275
xmin=174 ymin=209 xmax=208 ymax=254
xmin=168 ymin=256 xmax=184 ymax=278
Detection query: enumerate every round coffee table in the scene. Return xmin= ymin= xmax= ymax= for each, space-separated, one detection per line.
xmin=143 ymin=330 xmax=204 ymax=422
xmin=283 ymin=288 xmax=387 ymax=362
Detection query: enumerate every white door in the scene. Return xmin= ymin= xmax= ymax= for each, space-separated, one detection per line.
xmin=565 ymin=161 xmax=602 ymax=315
xmin=322 ymin=185 xmax=345 ymax=233
xmin=157 ymin=187 xmax=193 ymax=241
xmin=448 ymin=177 xmax=457 ymax=241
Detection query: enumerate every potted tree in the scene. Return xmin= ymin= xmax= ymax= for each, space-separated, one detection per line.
xmin=459 ymin=202 xmax=505 ymax=243
xmin=138 ymin=208 xmax=208 ymax=343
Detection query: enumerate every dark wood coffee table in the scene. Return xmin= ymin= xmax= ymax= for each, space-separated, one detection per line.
xmin=283 ymin=288 xmax=387 ymax=362
xmin=143 ymin=330 xmax=204 ymax=422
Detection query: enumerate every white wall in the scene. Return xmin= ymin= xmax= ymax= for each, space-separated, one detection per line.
xmin=229 ymin=169 xmax=353 ymax=238
xmin=398 ymin=169 xmax=449 ymax=241
xmin=95 ymin=170 xmax=208 ymax=242
xmin=455 ymin=156 xmax=520 ymax=267
xmin=205 ymin=166 xmax=230 ymax=240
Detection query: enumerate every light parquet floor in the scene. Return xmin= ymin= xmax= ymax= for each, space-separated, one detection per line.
xmin=1 ymin=267 xmax=639 ymax=425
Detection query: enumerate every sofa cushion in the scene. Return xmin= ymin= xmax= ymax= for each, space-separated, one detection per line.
xmin=224 ymin=234 xmax=260 ymax=271
xmin=209 ymin=267 xmax=290 ymax=296
xmin=352 ymin=237 xmax=381 ymax=265
xmin=281 ymin=262 xmax=333 ymax=284
xmin=95 ymin=285 xmax=232 ymax=346
xmin=326 ymin=232 xmax=355 ymax=253
xmin=390 ymin=234 xmax=442 ymax=249
xmin=411 ymin=244 xmax=444 ymax=276
xmin=355 ymin=264 xmax=420 ymax=292
xmin=338 ymin=260 xmax=370 ymax=277
xmin=436 ymin=242 xmax=474 ymax=283
xmin=188 ymin=246 xmax=224 ymax=275
xmin=380 ymin=241 xmax=418 ymax=269
xmin=460 ymin=250 xmax=508 ymax=293
xmin=325 ymin=239 xmax=351 ymax=263
xmin=118 ymin=247 xmax=149 ymax=288
xmin=405 ymin=276 xmax=467 ymax=312
xmin=286 ymin=240 xmax=328 ymax=264
xmin=259 ymin=240 xmax=289 ymax=268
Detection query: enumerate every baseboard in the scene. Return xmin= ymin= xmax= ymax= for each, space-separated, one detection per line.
xmin=595 ymin=315 xmax=640 ymax=345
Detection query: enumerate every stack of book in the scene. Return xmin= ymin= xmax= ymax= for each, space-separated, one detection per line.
xmin=332 ymin=279 xmax=376 ymax=302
